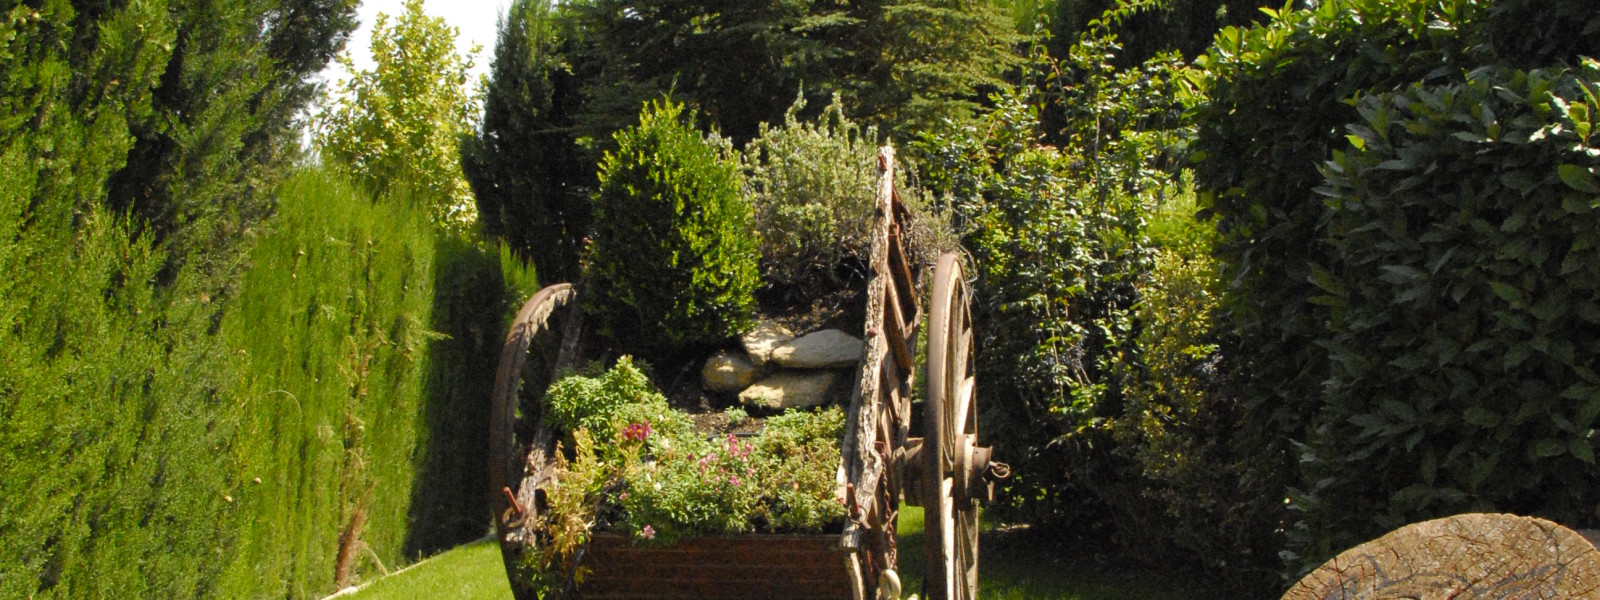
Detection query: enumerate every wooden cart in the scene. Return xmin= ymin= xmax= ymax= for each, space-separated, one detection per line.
xmin=488 ymin=147 xmax=1002 ymax=600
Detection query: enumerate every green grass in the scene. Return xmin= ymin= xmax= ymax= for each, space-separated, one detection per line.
xmin=345 ymin=540 xmax=512 ymax=600
xmin=350 ymin=504 xmax=1193 ymax=599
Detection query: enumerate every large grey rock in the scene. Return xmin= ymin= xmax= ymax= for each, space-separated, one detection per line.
xmin=771 ymin=329 xmax=862 ymax=369
xmin=703 ymin=351 xmax=762 ymax=393
xmin=739 ymin=371 xmax=839 ymax=410
xmin=741 ymin=321 xmax=794 ymax=366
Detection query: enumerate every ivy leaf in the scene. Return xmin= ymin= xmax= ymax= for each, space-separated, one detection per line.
xmin=1531 ymin=438 xmax=1566 ymax=458
xmin=1558 ymin=164 xmax=1600 ymax=193
xmin=1489 ymin=281 xmax=1523 ymax=306
xmin=1462 ymin=407 xmax=1501 ymax=428
xmin=1572 ymin=439 xmax=1596 ymax=465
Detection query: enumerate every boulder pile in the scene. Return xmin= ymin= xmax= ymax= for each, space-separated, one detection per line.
xmin=701 ymin=321 xmax=863 ymax=410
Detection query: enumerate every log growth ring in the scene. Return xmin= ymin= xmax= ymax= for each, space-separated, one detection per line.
xmin=1283 ymin=513 xmax=1600 ymax=600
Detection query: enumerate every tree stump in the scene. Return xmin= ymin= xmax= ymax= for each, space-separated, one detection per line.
xmin=1283 ymin=513 xmax=1600 ymax=600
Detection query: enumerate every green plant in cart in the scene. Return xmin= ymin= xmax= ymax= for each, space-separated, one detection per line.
xmin=586 ymin=99 xmax=760 ymax=354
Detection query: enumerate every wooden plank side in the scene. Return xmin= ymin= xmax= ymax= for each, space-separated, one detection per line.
xmin=577 ymin=534 xmax=852 ymax=599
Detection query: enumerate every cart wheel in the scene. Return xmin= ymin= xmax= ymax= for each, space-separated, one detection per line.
xmin=489 ymin=283 xmax=578 ymax=599
xmin=924 ymin=253 xmax=980 ymax=600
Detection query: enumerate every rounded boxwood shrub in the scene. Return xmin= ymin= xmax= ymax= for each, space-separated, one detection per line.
xmin=587 ymin=99 xmax=759 ymax=352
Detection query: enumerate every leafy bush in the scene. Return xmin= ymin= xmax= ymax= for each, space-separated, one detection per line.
xmin=587 ymin=99 xmax=760 ymax=353
xmin=1189 ymin=0 xmax=1600 ymax=574
xmin=545 ymin=357 xmax=692 ymax=448
xmin=916 ymin=23 xmax=1183 ymax=524
xmin=1292 ymin=63 xmax=1600 ymax=566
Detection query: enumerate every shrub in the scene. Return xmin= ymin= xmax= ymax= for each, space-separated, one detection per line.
xmin=752 ymin=408 xmax=847 ymax=532
xmin=1293 ymin=63 xmax=1600 ymax=567
xmin=744 ymin=94 xmax=881 ymax=288
xmin=587 ymin=99 xmax=760 ymax=353
xmin=545 ymin=356 xmax=692 ymax=447
xmin=1189 ymin=0 xmax=1600 ymax=574
xmin=915 ymin=24 xmax=1185 ymax=527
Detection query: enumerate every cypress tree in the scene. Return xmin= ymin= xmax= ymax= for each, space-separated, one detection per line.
xmin=461 ymin=0 xmax=591 ymax=283
xmin=0 ymin=0 xmax=353 ymax=596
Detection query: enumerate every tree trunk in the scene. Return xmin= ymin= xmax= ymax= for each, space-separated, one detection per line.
xmin=1284 ymin=513 xmax=1600 ymax=600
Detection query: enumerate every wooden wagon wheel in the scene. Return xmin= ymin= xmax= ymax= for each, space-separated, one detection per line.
xmin=924 ymin=253 xmax=986 ymax=600
xmin=488 ymin=283 xmax=580 ymax=600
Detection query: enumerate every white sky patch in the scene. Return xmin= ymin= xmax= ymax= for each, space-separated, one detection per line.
xmin=305 ymin=0 xmax=505 ymax=147
xmin=325 ymin=0 xmax=505 ymax=87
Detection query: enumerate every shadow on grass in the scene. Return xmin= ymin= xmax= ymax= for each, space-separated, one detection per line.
xmin=403 ymin=237 xmax=537 ymax=558
xmin=896 ymin=504 xmax=1206 ymax=600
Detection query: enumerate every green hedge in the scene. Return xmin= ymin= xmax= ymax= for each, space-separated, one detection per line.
xmin=0 ymin=150 xmax=236 ymax=599
xmin=1300 ymin=63 xmax=1600 ymax=565
xmin=217 ymin=169 xmax=536 ymax=596
xmin=0 ymin=163 xmax=535 ymax=598
xmin=1189 ymin=0 xmax=1600 ymax=574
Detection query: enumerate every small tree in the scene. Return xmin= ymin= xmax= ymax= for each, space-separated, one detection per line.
xmin=316 ymin=0 xmax=480 ymax=231
xmin=586 ymin=99 xmax=759 ymax=353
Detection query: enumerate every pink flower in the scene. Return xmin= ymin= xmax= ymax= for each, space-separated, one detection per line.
xmin=640 ymin=525 xmax=656 ymax=540
xmin=618 ymin=491 xmax=629 ymax=501
xmin=729 ymin=474 xmax=741 ymax=486
xmin=621 ymin=422 xmax=652 ymax=442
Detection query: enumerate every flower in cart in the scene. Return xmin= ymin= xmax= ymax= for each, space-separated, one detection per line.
xmin=640 ymin=524 xmax=656 ymax=540
xmin=621 ymin=421 xmax=652 ymax=442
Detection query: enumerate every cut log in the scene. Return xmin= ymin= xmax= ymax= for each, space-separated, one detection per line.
xmin=1283 ymin=513 xmax=1600 ymax=600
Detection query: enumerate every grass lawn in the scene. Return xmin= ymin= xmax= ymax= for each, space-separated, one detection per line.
xmin=343 ymin=539 xmax=511 ymax=600
xmin=347 ymin=505 xmax=1194 ymax=599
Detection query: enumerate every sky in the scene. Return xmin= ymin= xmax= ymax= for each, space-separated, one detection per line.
xmin=319 ymin=0 xmax=507 ymax=90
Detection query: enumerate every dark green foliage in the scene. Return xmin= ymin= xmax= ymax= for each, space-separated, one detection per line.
xmin=461 ymin=0 xmax=591 ymax=283
xmin=1484 ymin=0 xmax=1600 ymax=69
xmin=1295 ymin=64 xmax=1600 ymax=568
xmin=1189 ymin=0 xmax=1600 ymax=575
xmin=587 ymin=100 xmax=759 ymax=353
xmin=1188 ymin=2 xmax=1490 ymax=557
xmin=0 ymin=0 xmax=348 ymax=593
xmin=105 ymin=0 xmax=356 ymax=279
xmin=917 ymin=15 xmax=1285 ymax=588
xmin=564 ymin=0 xmax=1021 ymax=143
xmin=1027 ymin=0 xmax=1277 ymax=65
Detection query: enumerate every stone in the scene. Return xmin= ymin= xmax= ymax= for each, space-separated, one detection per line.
xmin=739 ymin=371 xmax=839 ymax=411
xmin=702 ymin=351 xmax=761 ymax=393
xmin=771 ymin=329 xmax=862 ymax=369
xmin=741 ymin=321 xmax=794 ymax=366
